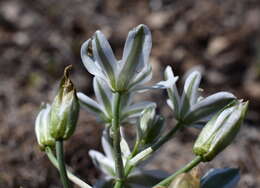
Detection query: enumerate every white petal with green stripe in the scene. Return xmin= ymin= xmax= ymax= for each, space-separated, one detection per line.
xmin=162 ymin=66 xmax=181 ymax=119
xmin=180 ymin=70 xmax=202 ymax=118
xmin=89 ymin=150 xmax=116 ymax=177
xmin=185 ymin=92 xmax=236 ymax=124
xmin=121 ymin=101 xmax=156 ymax=121
xmin=117 ymin=24 xmax=152 ymax=91
xmin=77 ymin=92 xmax=108 ymax=122
xmin=93 ymin=77 xmax=113 ymax=117
xmin=92 ymin=31 xmax=117 ymax=89
xmin=101 ymin=128 xmax=114 ymax=161
xmin=81 ymin=39 xmax=106 ymax=80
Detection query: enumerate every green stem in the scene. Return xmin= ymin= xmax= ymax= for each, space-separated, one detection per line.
xmin=130 ymin=140 xmax=140 ymax=158
xmin=112 ymin=93 xmax=125 ymax=188
xmin=153 ymin=156 xmax=202 ymax=187
xmin=114 ymin=180 xmax=124 ymax=188
xmin=56 ymin=140 xmax=71 ymax=188
xmin=124 ymin=140 xmax=140 ymax=176
xmin=152 ymin=121 xmax=183 ymax=151
xmin=45 ymin=147 xmax=92 ymax=188
xmin=125 ymin=122 xmax=183 ymax=177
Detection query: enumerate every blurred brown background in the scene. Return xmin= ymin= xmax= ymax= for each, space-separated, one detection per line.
xmin=0 ymin=0 xmax=260 ymax=187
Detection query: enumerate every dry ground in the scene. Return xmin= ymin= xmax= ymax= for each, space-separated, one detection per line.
xmin=0 ymin=0 xmax=260 ymax=187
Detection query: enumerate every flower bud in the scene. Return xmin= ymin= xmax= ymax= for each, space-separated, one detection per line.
xmin=142 ymin=115 xmax=165 ymax=146
xmin=137 ymin=106 xmax=165 ymax=145
xmin=139 ymin=106 xmax=156 ymax=138
xmin=193 ymin=101 xmax=248 ymax=161
xmin=35 ymin=104 xmax=55 ymax=150
xmin=50 ymin=65 xmax=79 ymax=140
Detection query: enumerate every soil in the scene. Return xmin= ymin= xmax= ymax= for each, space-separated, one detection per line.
xmin=0 ymin=0 xmax=260 ymax=187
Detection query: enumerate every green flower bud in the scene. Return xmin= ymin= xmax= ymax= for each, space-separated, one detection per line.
xmin=142 ymin=115 xmax=165 ymax=146
xmin=35 ymin=104 xmax=55 ymax=150
xmin=137 ymin=106 xmax=165 ymax=146
xmin=50 ymin=65 xmax=79 ymax=140
xmin=193 ymin=101 xmax=248 ymax=162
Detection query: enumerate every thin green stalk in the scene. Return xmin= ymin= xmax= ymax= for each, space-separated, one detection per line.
xmin=124 ymin=140 xmax=140 ymax=176
xmin=125 ymin=122 xmax=183 ymax=177
xmin=152 ymin=121 xmax=183 ymax=151
xmin=56 ymin=140 xmax=71 ymax=188
xmin=153 ymin=156 xmax=202 ymax=187
xmin=112 ymin=93 xmax=125 ymax=188
xmin=130 ymin=140 xmax=140 ymax=158
xmin=114 ymin=179 xmax=124 ymax=188
xmin=45 ymin=147 xmax=92 ymax=188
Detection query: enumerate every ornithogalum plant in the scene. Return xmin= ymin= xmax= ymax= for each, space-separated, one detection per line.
xmin=35 ymin=24 xmax=248 ymax=188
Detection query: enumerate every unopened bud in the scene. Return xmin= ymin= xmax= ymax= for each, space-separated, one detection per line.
xmin=193 ymin=101 xmax=248 ymax=161
xmin=50 ymin=65 xmax=79 ymax=140
xmin=35 ymin=104 xmax=55 ymax=150
xmin=138 ymin=106 xmax=165 ymax=145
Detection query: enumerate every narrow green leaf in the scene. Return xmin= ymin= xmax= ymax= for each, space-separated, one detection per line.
xmin=201 ymin=168 xmax=240 ymax=188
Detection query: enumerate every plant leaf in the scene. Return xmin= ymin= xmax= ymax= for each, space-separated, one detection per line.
xmin=127 ymin=170 xmax=169 ymax=187
xmin=201 ymin=168 xmax=240 ymax=188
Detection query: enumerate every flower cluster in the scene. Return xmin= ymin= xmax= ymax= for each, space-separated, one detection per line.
xmin=34 ymin=24 xmax=248 ymax=188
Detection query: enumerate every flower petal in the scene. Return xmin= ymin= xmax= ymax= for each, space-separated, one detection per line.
xmin=35 ymin=104 xmax=55 ymax=148
xmin=92 ymin=31 xmax=117 ymax=88
xmin=162 ymin=66 xmax=181 ymax=119
xmin=121 ymin=101 xmax=156 ymax=121
xmin=180 ymin=70 xmax=202 ymax=117
xmin=93 ymin=77 xmax=113 ymax=117
xmin=81 ymin=39 xmax=105 ymax=79
xmin=128 ymin=64 xmax=153 ymax=91
xmin=158 ymin=66 xmax=179 ymax=89
xmin=89 ymin=150 xmax=115 ymax=177
xmin=117 ymin=24 xmax=152 ymax=90
xmin=77 ymin=92 xmax=108 ymax=122
xmin=185 ymin=92 xmax=236 ymax=124
xmin=120 ymin=132 xmax=131 ymax=162
xmin=101 ymin=128 xmax=114 ymax=161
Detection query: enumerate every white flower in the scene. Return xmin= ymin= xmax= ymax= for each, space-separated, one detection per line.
xmin=77 ymin=76 xmax=155 ymax=124
xmin=161 ymin=66 xmax=236 ymax=126
xmin=81 ymin=24 xmax=152 ymax=93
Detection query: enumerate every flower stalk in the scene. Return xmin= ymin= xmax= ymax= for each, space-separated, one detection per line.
xmin=112 ymin=93 xmax=125 ymax=187
xmin=153 ymin=156 xmax=202 ymax=187
xmin=45 ymin=147 xmax=92 ymax=188
xmin=56 ymin=140 xmax=71 ymax=188
xmin=128 ymin=121 xmax=183 ymax=170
